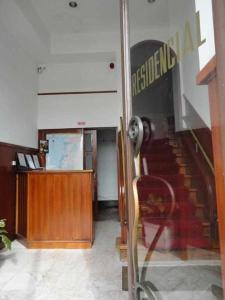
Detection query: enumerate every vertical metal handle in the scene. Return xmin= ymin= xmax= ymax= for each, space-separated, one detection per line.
xmin=120 ymin=0 xmax=137 ymax=299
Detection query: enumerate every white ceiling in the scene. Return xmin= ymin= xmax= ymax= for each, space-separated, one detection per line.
xmin=129 ymin=0 xmax=169 ymax=29
xmin=30 ymin=0 xmax=120 ymax=35
xmin=7 ymin=0 xmax=170 ymax=62
xmin=17 ymin=0 xmax=169 ymax=36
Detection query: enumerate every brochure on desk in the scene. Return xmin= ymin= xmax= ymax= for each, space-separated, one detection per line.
xmin=46 ymin=133 xmax=83 ymax=170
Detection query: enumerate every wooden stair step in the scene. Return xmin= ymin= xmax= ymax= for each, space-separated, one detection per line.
xmin=195 ymin=203 xmax=205 ymax=219
xmin=176 ymin=156 xmax=185 ymax=164
xmin=189 ymin=188 xmax=198 ymax=203
xmin=202 ymin=222 xmax=211 ymax=237
xmin=184 ymin=175 xmax=192 ymax=188
xmin=173 ymin=148 xmax=182 ymax=155
xmin=178 ymin=163 xmax=188 ymax=175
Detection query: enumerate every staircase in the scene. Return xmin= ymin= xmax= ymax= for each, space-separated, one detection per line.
xmin=138 ymin=135 xmax=212 ymax=251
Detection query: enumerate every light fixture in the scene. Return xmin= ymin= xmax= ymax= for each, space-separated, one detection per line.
xmin=109 ymin=62 xmax=115 ymax=70
xmin=69 ymin=1 xmax=78 ymax=8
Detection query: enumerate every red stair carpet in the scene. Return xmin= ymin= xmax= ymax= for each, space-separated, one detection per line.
xmin=138 ymin=137 xmax=211 ymax=250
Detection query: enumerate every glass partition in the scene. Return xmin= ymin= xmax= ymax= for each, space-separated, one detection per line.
xmin=125 ymin=0 xmax=222 ymax=299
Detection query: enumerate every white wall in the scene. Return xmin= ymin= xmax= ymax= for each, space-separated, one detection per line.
xmin=128 ymin=0 xmax=213 ymax=130
xmin=51 ymin=32 xmax=120 ymax=56
xmin=38 ymin=61 xmax=122 ymax=129
xmin=168 ymin=0 xmax=211 ymax=129
xmin=0 ymin=20 xmax=38 ymax=148
xmin=97 ymin=129 xmax=118 ymax=201
xmin=38 ymin=94 xmax=121 ymax=129
xmin=128 ymin=1 xmax=213 ymax=129
xmin=0 ymin=0 xmax=49 ymax=63
xmin=195 ymin=0 xmax=215 ymax=70
xmin=38 ymin=61 xmax=117 ymax=92
xmin=130 ymin=28 xmax=170 ymax=47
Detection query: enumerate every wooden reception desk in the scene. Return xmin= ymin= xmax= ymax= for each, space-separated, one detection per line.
xmin=16 ymin=170 xmax=94 ymax=249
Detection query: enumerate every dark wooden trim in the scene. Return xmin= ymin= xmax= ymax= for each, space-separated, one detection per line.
xmin=38 ymin=90 xmax=118 ymax=96
xmin=196 ymin=56 xmax=217 ymax=85
xmin=117 ymin=130 xmax=128 ymax=245
xmin=0 ymin=141 xmax=37 ymax=152
xmin=38 ymin=128 xmax=83 ymax=140
xmin=0 ymin=141 xmax=38 ymax=240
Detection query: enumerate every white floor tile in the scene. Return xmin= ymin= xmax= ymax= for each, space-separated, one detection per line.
xmin=0 ymin=220 xmax=128 ymax=300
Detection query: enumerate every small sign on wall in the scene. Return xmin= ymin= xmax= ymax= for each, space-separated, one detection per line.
xmin=77 ymin=121 xmax=86 ymax=126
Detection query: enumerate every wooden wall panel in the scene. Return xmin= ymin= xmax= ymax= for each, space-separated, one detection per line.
xmin=16 ymin=173 xmax=28 ymax=238
xmin=117 ymin=131 xmax=127 ymax=245
xmin=17 ymin=171 xmax=93 ymax=248
xmin=0 ymin=142 xmax=37 ymax=239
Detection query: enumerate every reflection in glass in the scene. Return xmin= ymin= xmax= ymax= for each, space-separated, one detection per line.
xmin=127 ymin=0 xmax=221 ymax=299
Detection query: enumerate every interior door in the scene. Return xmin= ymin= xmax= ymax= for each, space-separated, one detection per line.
xmin=120 ymin=0 xmax=224 ymax=299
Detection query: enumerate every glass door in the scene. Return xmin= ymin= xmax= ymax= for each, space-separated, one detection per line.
xmin=120 ymin=0 xmax=224 ymax=299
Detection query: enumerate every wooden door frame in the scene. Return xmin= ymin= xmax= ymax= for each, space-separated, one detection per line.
xmin=197 ymin=56 xmax=225 ymax=296
xmin=211 ymin=1 xmax=225 ymax=295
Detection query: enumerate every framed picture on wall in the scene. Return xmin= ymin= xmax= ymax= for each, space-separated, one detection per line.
xmin=46 ymin=133 xmax=83 ymax=170
xmin=39 ymin=140 xmax=49 ymax=153
xmin=32 ymin=155 xmax=41 ymax=169
xmin=25 ymin=154 xmax=35 ymax=169
xmin=17 ymin=153 xmax=28 ymax=168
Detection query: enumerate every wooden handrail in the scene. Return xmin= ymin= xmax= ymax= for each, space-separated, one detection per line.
xmin=189 ymin=129 xmax=214 ymax=174
xmin=180 ymin=131 xmax=217 ymax=242
xmin=182 ymin=96 xmax=214 ymax=175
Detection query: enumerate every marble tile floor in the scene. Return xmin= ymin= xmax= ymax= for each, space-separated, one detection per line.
xmin=0 ymin=220 xmax=129 ymax=300
xmin=143 ymin=264 xmax=222 ymax=299
xmin=96 ymin=207 xmax=119 ymax=222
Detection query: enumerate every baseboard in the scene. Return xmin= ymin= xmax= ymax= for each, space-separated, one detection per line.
xmin=98 ymin=200 xmax=118 ymax=208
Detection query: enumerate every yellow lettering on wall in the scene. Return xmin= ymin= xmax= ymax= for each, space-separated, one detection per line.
xmin=196 ymin=11 xmax=206 ymax=47
xmin=154 ymin=50 xmax=160 ymax=80
xmin=148 ymin=56 xmax=155 ymax=84
xmin=183 ymin=21 xmax=194 ymax=55
xmin=159 ymin=44 xmax=168 ymax=76
xmin=145 ymin=61 xmax=149 ymax=87
xmin=136 ymin=68 xmax=141 ymax=95
xmin=167 ymin=39 xmax=176 ymax=70
xmin=131 ymin=12 xmax=208 ymax=97
xmin=140 ymin=64 xmax=146 ymax=91
xmin=132 ymin=73 xmax=137 ymax=97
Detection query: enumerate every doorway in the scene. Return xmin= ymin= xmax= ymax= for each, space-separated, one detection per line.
xmin=96 ymin=128 xmax=119 ymax=221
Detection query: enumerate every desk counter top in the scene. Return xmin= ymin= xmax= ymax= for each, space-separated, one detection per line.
xmin=18 ymin=169 xmax=93 ymax=174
